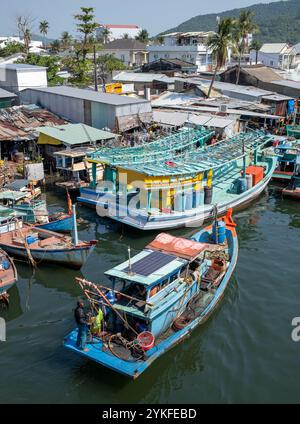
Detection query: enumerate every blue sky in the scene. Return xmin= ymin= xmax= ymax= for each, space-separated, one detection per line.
xmin=1 ymin=0 xmax=273 ymax=38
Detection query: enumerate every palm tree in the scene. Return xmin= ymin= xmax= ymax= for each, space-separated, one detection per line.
xmin=102 ymin=28 xmax=111 ymax=44
xmin=61 ymin=31 xmax=73 ymax=50
xmin=39 ymin=20 xmax=49 ymax=49
xmin=234 ymin=11 xmax=258 ymax=84
xmin=50 ymin=39 xmax=60 ymax=53
xmin=250 ymin=39 xmax=262 ymax=64
xmin=207 ymin=18 xmax=235 ymax=98
xmin=136 ymin=29 xmax=149 ymax=44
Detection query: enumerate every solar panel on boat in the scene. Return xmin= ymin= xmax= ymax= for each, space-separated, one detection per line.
xmin=123 ymin=250 xmax=176 ymax=277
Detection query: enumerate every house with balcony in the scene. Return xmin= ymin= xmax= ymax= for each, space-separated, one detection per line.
xmin=250 ymin=43 xmax=297 ymax=70
xmin=147 ymin=32 xmax=216 ymax=73
xmin=98 ymin=39 xmax=148 ymax=68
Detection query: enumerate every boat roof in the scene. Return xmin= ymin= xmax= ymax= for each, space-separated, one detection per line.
xmin=147 ymin=233 xmax=209 ymax=260
xmin=119 ymin=131 xmax=274 ymax=176
xmin=0 ymin=205 xmax=25 ymax=221
xmin=105 ymin=249 xmax=187 ymax=287
xmin=4 ymin=179 xmax=29 ymax=191
xmin=87 ymin=128 xmax=212 ymax=166
xmin=0 ymin=190 xmax=27 ymax=201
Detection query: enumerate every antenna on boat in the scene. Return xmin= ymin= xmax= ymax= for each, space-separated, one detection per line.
xmin=127 ymin=246 xmax=133 ymax=275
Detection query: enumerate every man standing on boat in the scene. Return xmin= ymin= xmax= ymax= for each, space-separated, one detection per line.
xmin=74 ymin=300 xmax=89 ymax=352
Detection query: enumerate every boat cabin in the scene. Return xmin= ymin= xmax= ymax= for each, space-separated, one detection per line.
xmin=0 ymin=191 xmax=48 ymax=224
xmin=104 ymin=234 xmax=220 ymax=337
xmin=0 ymin=205 xmax=24 ymax=234
xmin=4 ymin=179 xmax=41 ymax=199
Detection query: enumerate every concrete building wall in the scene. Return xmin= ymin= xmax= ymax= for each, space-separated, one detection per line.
xmin=20 ymin=90 xmax=85 ymax=122
xmin=0 ymin=68 xmax=47 ymax=93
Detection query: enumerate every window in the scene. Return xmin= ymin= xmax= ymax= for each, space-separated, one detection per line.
xmin=270 ymin=60 xmax=274 ymax=66
xmin=121 ymin=54 xmax=125 ymax=62
xmin=154 ymin=54 xmax=158 ymax=59
xmin=164 ymin=53 xmax=169 ymax=58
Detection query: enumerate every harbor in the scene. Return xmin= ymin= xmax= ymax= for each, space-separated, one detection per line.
xmin=0 ymin=186 xmax=299 ymax=403
xmin=0 ymin=0 xmax=300 ymax=408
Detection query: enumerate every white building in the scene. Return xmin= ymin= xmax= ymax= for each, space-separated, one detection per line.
xmin=0 ymin=36 xmax=44 ymax=54
xmin=250 ymin=43 xmax=297 ymax=70
xmin=99 ymin=39 xmax=148 ymax=68
xmin=147 ymin=32 xmax=216 ymax=73
xmin=96 ymin=25 xmax=142 ymax=42
xmin=0 ymin=64 xmax=48 ymax=94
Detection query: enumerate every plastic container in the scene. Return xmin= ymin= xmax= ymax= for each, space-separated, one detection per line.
xmin=26 ymin=235 xmax=38 ymax=245
xmin=2 ymin=259 xmax=10 ymax=270
xmin=246 ymin=174 xmax=253 ymax=191
xmin=184 ymin=189 xmax=193 ymax=210
xmin=137 ymin=331 xmax=155 ymax=352
xmin=204 ymin=186 xmax=213 ymax=204
xmin=106 ymin=290 xmax=116 ymax=305
xmin=174 ymin=191 xmax=185 ymax=212
xmin=212 ymin=220 xmax=226 ymax=244
xmin=237 ymin=177 xmax=247 ymax=194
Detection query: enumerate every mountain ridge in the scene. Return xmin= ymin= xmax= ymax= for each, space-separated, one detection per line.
xmin=159 ymin=0 xmax=300 ymax=44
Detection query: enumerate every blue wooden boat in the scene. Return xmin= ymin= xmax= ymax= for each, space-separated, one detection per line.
xmin=0 ymin=191 xmax=74 ymax=233
xmin=0 ymin=249 xmax=18 ymax=302
xmin=0 ymin=205 xmax=96 ymax=270
xmin=78 ymin=131 xmax=277 ymax=230
xmin=64 ymin=209 xmax=238 ymax=378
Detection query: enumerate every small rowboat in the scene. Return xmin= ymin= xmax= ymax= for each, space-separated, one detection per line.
xmin=36 ymin=212 xmax=74 ymax=233
xmin=0 ymin=205 xmax=96 ymax=270
xmin=64 ymin=209 xmax=238 ymax=378
xmin=0 ymin=249 xmax=17 ymax=301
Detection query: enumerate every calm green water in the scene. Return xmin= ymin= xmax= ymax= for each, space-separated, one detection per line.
xmin=0 ymin=186 xmax=299 ymax=404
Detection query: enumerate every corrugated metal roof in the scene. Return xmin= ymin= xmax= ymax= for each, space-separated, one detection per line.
xmin=113 ymin=72 xmax=174 ymax=84
xmin=260 ymin=43 xmax=287 ymax=54
xmin=37 ymin=123 xmax=117 ymax=145
xmin=0 ymin=64 xmax=47 ymax=71
xmin=0 ymin=88 xmax=16 ymax=99
xmin=0 ymin=105 xmax=66 ymax=141
xmin=23 ymin=86 xmax=150 ymax=106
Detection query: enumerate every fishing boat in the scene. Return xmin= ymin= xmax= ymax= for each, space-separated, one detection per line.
xmin=64 ymin=209 xmax=238 ymax=379
xmin=282 ymin=154 xmax=300 ymax=199
xmin=0 ymin=249 xmax=18 ymax=303
xmin=272 ymin=139 xmax=300 ymax=182
xmin=0 ymin=190 xmax=74 ymax=233
xmin=78 ymin=131 xmax=277 ymax=230
xmin=4 ymin=179 xmax=41 ymax=200
xmin=0 ymin=205 xmax=96 ymax=270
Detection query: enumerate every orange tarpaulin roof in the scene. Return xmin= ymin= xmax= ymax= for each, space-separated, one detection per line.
xmin=147 ymin=233 xmax=209 ymax=261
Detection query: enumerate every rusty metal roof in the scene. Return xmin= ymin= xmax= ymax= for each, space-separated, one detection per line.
xmin=0 ymin=105 xmax=67 ymax=141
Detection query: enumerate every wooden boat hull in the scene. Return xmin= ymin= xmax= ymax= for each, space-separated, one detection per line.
xmin=0 ymin=250 xmax=18 ymax=296
xmin=64 ymin=218 xmax=238 ymax=378
xmin=282 ymin=188 xmax=300 ymax=199
xmin=36 ymin=215 xmax=74 ymax=233
xmin=0 ymin=242 xmax=96 ymax=270
xmin=78 ymin=157 xmax=276 ymax=231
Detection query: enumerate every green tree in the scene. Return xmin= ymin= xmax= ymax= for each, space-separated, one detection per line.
xmin=39 ymin=20 xmax=49 ymax=48
xmin=234 ymin=11 xmax=258 ymax=84
xmin=250 ymin=39 xmax=262 ymax=64
xmin=0 ymin=41 xmax=25 ymax=58
xmin=101 ymin=28 xmax=111 ymax=44
xmin=50 ymin=39 xmax=61 ymax=53
xmin=17 ymin=53 xmax=64 ymax=85
xmin=63 ymin=56 xmax=93 ymax=86
xmin=61 ymin=31 xmax=73 ymax=50
xmin=74 ymin=7 xmax=99 ymax=60
xmin=136 ymin=29 xmax=149 ymax=44
xmin=122 ymin=33 xmax=129 ymax=39
xmin=97 ymin=54 xmax=126 ymax=85
xmin=207 ymin=18 xmax=235 ymax=98
xmin=156 ymin=36 xmax=164 ymax=45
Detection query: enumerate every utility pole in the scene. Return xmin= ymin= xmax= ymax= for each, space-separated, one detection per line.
xmin=93 ymin=44 xmax=98 ymax=92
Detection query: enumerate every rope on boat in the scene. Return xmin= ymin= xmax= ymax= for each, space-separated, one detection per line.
xmin=14 ymin=218 xmax=36 ymax=269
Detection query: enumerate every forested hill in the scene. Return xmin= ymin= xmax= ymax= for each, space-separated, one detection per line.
xmin=160 ymin=0 xmax=300 ymax=44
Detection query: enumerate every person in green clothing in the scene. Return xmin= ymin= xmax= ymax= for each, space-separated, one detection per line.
xmin=90 ymin=308 xmax=105 ymax=337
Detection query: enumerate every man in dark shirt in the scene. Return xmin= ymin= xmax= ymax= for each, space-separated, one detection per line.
xmin=74 ymin=300 xmax=89 ymax=351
